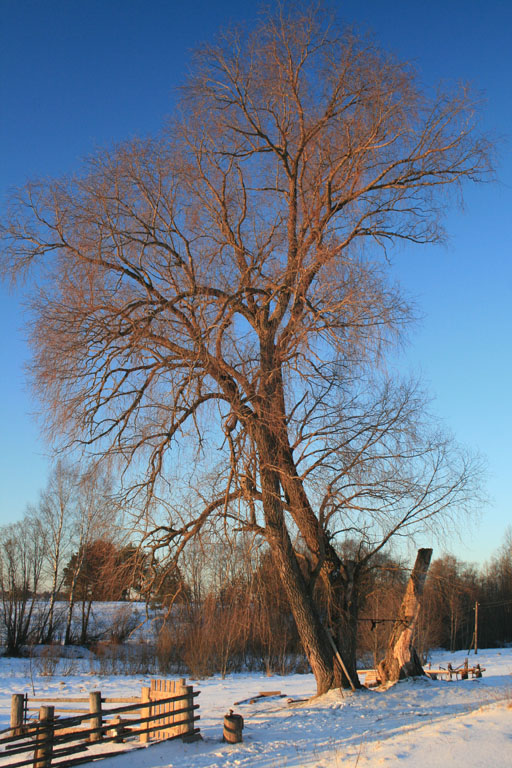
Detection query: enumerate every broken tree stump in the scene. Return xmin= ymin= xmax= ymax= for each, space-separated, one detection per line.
xmin=378 ymin=548 xmax=433 ymax=684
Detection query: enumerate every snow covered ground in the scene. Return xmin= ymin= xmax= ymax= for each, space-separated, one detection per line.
xmin=1 ymin=648 xmax=511 ymax=767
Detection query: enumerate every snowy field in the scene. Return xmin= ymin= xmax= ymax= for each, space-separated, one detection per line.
xmin=1 ymin=648 xmax=511 ymax=767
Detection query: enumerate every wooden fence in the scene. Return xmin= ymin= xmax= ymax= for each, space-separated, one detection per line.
xmin=424 ymin=660 xmax=485 ymax=680
xmin=357 ymin=659 xmax=485 ymax=686
xmin=0 ymin=679 xmax=200 ymax=768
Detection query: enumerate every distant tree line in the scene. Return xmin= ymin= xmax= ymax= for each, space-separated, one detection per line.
xmin=0 ymin=468 xmax=511 ymax=670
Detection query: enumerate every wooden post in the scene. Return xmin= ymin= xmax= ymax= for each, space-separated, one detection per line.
xmin=462 ymin=658 xmax=469 ymax=680
xmin=182 ymin=684 xmax=196 ymax=739
xmin=175 ymin=679 xmax=191 ymax=737
xmin=89 ymin=691 xmax=103 ymax=742
xmin=169 ymin=679 xmax=176 ymax=738
xmin=10 ymin=693 xmax=24 ymax=737
xmin=326 ymin=631 xmax=356 ymax=692
xmin=33 ymin=705 xmax=54 ymax=768
xmin=223 ymin=711 xmax=243 ymax=743
xmin=474 ymin=601 xmax=479 ymax=654
xmin=140 ymin=686 xmax=151 ymax=744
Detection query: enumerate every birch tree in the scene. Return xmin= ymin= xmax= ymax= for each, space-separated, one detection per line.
xmin=61 ymin=469 xmax=118 ymax=644
xmin=28 ymin=461 xmax=76 ymax=642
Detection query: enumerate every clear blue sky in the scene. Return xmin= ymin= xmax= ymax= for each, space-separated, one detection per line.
xmin=1 ymin=0 xmax=510 ymax=564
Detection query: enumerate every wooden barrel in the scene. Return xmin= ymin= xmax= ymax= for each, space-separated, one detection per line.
xmin=223 ymin=713 xmax=244 ymax=743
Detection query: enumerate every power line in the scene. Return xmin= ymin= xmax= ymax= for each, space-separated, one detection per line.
xmin=478 ymin=598 xmax=512 ymax=608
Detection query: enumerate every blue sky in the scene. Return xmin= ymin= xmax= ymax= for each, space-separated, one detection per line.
xmin=1 ymin=0 xmax=510 ymax=564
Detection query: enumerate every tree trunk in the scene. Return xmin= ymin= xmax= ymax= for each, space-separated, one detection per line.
xmin=277 ymin=438 xmax=361 ymax=689
xmin=378 ymin=548 xmax=432 ymax=684
xmin=249 ymin=360 xmax=361 ymax=693
xmin=45 ymin=549 xmax=61 ymax=643
xmin=64 ymin=589 xmax=76 ymax=644
xmin=80 ymin=597 xmax=93 ymax=645
xmin=256 ymin=422 xmax=340 ymax=695
xmin=65 ymin=558 xmax=83 ymax=644
xmin=266 ymin=530 xmax=338 ymax=695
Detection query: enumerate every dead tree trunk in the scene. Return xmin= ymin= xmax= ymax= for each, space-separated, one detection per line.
xmin=378 ymin=548 xmax=432 ymax=684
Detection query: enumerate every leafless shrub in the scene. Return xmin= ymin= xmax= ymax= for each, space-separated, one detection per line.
xmin=90 ymin=640 xmax=156 ymax=676
xmin=107 ymin=604 xmax=141 ymax=645
xmin=32 ymin=645 xmax=60 ymax=677
xmin=30 ymin=644 xmax=79 ymax=677
xmin=155 ymin=624 xmax=186 ymax=675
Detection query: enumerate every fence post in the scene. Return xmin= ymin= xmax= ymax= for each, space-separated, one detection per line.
xmin=166 ymin=680 xmax=173 ymax=739
xmin=33 ymin=705 xmax=54 ymax=768
xmin=140 ymin=686 xmax=151 ymax=744
xmin=89 ymin=691 xmax=103 ymax=742
xmin=174 ymin=679 xmax=184 ymax=736
xmin=175 ymin=679 xmax=195 ymax=739
xmin=10 ymin=693 xmax=24 ymax=737
xmin=182 ymin=685 xmax=195 ymax=739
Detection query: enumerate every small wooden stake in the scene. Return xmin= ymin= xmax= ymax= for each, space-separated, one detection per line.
xmin=109 ymin=715 xmax=126 ymax=742
xmin=34 ymin=705 xmax=54 ymax=768
xmin=326 ymin=632 xmax=356 ymax=692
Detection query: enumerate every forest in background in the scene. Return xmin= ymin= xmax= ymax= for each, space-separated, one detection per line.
xmin=1 ymin=478 xmax=510 ymax=675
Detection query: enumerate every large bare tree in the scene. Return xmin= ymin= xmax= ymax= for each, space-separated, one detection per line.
xmin=1 ymin=6 xmax=489 ymax=693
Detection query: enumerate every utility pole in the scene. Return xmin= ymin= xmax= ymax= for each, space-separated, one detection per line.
xmin=474 ymin=601 xmax=479 ymax=655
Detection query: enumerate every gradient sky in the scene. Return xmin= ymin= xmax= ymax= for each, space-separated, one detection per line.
xmin=1 ymin=0 xmax=511 ymax=565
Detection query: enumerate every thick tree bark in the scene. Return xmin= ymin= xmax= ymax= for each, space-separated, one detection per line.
xmin=266 ymin=528 xmax=338 ymax=695
xmin=378 ymin=548 xmax=432 ymax=684
xmin=255 ymin=414 xmax=341 ymax=695
xmin=266 ymin=374 xmax=361 ymax=689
